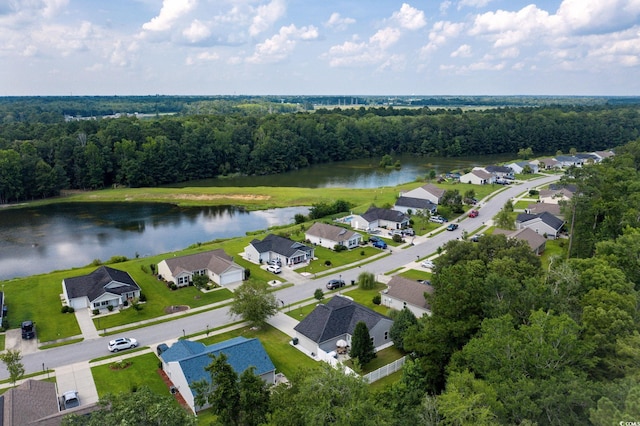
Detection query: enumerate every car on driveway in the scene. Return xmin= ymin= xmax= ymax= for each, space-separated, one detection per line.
xmin=108 ymin=337 xmax=138 ymax=352
xmin=421 ymin=259 xmax=434 ymax=269
xmin=326 ymin=279 xmax=346 ymax=290
xmin=470 ymin=233 xmax=483 ymax=242
xmin=61 ymin=390 xmax=80 ymax=409
xmin=446 ymin=223 xmax=459 ymax=231
xmin=372 ymin=239 xmax=388 ymax=249
xmin=468 ymin=209 xmax=479 ymax=218
xmin=266 ymin=264 xmax=282 ymax=274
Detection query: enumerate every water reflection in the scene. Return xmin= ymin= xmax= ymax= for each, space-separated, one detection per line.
xmin=0 ymin=203 xmax=308 ymax=280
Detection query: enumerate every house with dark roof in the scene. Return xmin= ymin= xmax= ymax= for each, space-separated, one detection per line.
xmin=157 ymin=249 xmax=244 ymax=287
xmin=305 ymin=222 xmax=362 ymax=250
xmin=484 ymin=165 xmax=515 ymax=179
xmin=160 ymin=337 xmax=275 ymax=413
xmin=293 ymin=296 xmax=393 ymax=357
xmin=525 ymin=202 xmax=563 ymax=218
xmin=381 ymin=276 xmax=434 ymax=317
xmin=393 ymin=196 xmax=438 ymax=215
xmin=460 ymin=169 xmax=494 ymax=185
xmin=554 ymin=155 xmax=584 ymax=168
xmin=493 ymin=227 xmax=547 ymax=255
xmin=350 ymin=207 xmax=409 ymax=232
xmin=516 ymin=211 xmax=565 ymax=239
xmin=244 ymin=234 xmax=314 ymax=266
xmin=62 ymin=266 xmax=141 ymax=311
xmin=400 ymin=183 xmax=446 ymax=204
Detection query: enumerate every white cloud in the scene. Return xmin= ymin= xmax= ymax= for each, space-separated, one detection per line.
xmin=421 ymin=20 xmax=465 ymax=54
xmin=247 ymin=24 xmax=318 ymax=64
xmin=451 ymin=44 xmax=472 ymax=57
xmin=440 ymin=1 xmax=452 ymax=14
xmin=325 ymin=12 xmax=356 ymax=30
xmin=249 ymin=0 xmax=286 ymax=37
xmin=183 ymin=20 xmax=211 ymax=43
xmin=142 ymin=0 xmax=197 ymax=32
xmin=557 ymin=0 xmax=640 ymax=35
xmin=458 ymin=0 xmax=495 ymax=9
xmin=370 ymin=27 xmax=402 ymax=50
xmin=392 ymin=3 xmax=426 ymax=30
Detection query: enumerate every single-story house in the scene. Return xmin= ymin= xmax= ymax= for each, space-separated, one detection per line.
xmin=0 ymin=379 xmax=98 ymax=425
xmin=381 ymin=276 xmax=434 ymax=317
xmin=157 ymin=249 xmax=245 ymax=287
xmin=393 ymin=196 xmax=438 ymax=216
xmin=515 ymin=211 xmax=565 ymax=239
xmin=593 ymin=150 xmax=615 ymax=161
xmin=484 ymin=165 xmax=515 ymax=179
xmin=400 ymin=183 xmax=446 ymax=204
xmin=350 ymin=207 xmax=410 ymax=232
xmin=538 ymin=188 xmax=574 ymax=204
xmin=554 ymin=155 xmax=584 ymax=168
xmin=244 ymin=234 xmax=314 ymax=266
xmin=493 ymin=227 xmax=547 ymax=255
xmin=305 ymin=222 xmax=362 ymax=250
xmin=534 ymin=158 xmax=561 ymax=170
xmin=574 ymin=153 xmax=599 ymax=164
xmin=506 ymin=161 xmax=539 ymax=174
xmin=293 ymin=296 xmax=394 ymax=357
xmin=526 ymin=202 xmax=563 ymax=218
xmin=160 ymin=337 xmax=275 ymax=414
xmin=459 ymin=169 xmax=493 ymax=185
xmin=62 ymin=266 xmax=141 ymax=311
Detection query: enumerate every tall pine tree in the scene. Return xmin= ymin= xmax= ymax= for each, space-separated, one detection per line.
xmin=350 ymin=321 xmax=376 ymax=365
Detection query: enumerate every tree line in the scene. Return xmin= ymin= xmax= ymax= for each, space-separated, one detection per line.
xmin=1 ymin=104 xmax=639 ymax=203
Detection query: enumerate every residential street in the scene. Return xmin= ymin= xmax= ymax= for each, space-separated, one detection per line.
xmin=0 ymin=173 xmax=560 ymax=382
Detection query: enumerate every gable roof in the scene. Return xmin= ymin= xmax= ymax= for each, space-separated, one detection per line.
xmin=361 ymin=207 xmax=409 ymax=223
xmin=385 ymin=276 xmax=433 ymax=311
xmin=1 ymin=379 xmax=59 ymax=425
xmin=493 ymin=227 xmax=547 ymax=251
xmin=526 ymin=203 xmax=562 ymax=216
xmin=470 ymin=169 xmax=492 ymax=180
xmin=161 ymin=337 xmax=275 ymax=387
xmin=306 ymin=222 xmax=360 ymax=242
xmin=161 ymin=249 xmax=240 ymax=276
xmin=420 ymin=183 xmax=446 ymax=198
xmin=539 ymin=188 xmax=574 ymax=200
xmin=394 ymin=196 xmax=437 ymax=211
xmin=516 ymin=211 xmax=564 ymax=231
xmin=294 ymin=296 xmax=391 ymax=344
xmin=548 ymin=183 xmax=577 ymax=193
xmin=64 ymin=266 xmax=140 ymax=301
xmin=485 ymin=165 xmax=513 ymax=174
xmin=250 ymin=234 xmax=313 ymax=258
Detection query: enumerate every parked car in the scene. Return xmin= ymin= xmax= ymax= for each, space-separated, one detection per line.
xmin=326 ymin=279 xmax=346 ymax=290
xmin=446 ymin=223 xmax=459 ymax=231
xmin=372 ymin=239 xmax=388 ymax=249
xmin=266 ymin=264 xmax=282 ymax=274
xmin=61 ymin=390 xmax=80 ymax=409
xmin=429 ymin=216 xmax=445 ymax=224
xmin=21 ymin=320 xmax=35 ymax=339
xmin=468 ymin=210 xmax=479 ymax=218
xmin=421 ymin=259 xmax=434 ymax=269
xmin=470 ymin=234 xmax=483 ymax=242
xmin=108 ymin=337 xmax=138 ymax=352
xmin=402 ymin=228 xmax=415 ymax=236
xmin=268 ymin=258 xmax=282 ymax=266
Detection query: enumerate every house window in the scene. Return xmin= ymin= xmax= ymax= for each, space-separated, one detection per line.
xmin=384 ymin=331 xmax=388 ymax=340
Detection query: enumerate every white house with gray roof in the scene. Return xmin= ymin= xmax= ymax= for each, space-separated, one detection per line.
xmin=157 ymin=249 xmax=244 ymax=287
xmin=350 ymin=207 xmax=410 ymax=231
xmin=401 ymin=183 xmax=446 ymax=204
xmin=381 ymin=276 xmax=434 ymax=317
xmin=62 ymin=266 xmax=141 ymax=311
xmin=293 ymin=296 xmax=393 ymax=357
xmin=305 ymin=222 xmax=362 ymax=250
xmin=516 ymin=211 xmax=565 ymax=239
xmin=460 ymin=169 xmax=494 ymax=185
xmin=393 ymin=196 xmax=438 ymax=215
xmin=244 ymin=234 xmax=314 ymax=266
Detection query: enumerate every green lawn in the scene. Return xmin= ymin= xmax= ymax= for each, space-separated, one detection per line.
xmin=540 ymin=239 xmax=568 ymax=270
xmin=369 ymin=369 xmax=402 ymax=391
xmin=514 ymin=200 xmax=535 ymax=210
xmin=399 ymin=269 xmax=433 ymax=282
xmin=345 ymin=345 xmax=405 ymax=374
xmin=92 ymin=352 xmax=168 ymax=397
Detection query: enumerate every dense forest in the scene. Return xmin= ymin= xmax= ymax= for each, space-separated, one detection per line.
xmin=1 ymin=103 xmax=639 ymax=204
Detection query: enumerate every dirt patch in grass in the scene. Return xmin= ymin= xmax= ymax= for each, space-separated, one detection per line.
xmin=164 ymin=305 xmax=190 ymax=314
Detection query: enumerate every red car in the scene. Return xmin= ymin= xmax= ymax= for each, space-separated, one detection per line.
xmin=468 ymin=210 xmax=479 ymax=218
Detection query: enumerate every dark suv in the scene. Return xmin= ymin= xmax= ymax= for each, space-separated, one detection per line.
xmin=21 ymin=321 xmax=35 ymax=339
xmin=326 ymin=279 xmax=346 ymax=290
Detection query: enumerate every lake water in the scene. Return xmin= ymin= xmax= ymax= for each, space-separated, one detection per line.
xmin=0 ymin=203 xmax=308 ymax=281
xmin=0 ymin=153 xmax=512 ymax=281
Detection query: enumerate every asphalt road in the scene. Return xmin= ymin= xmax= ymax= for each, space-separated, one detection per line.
xmin=0 ymin=174 xmax=560 ymax=380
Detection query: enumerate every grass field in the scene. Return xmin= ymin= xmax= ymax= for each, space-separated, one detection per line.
xmin=92 ymin=352 xmax=167 ymax=397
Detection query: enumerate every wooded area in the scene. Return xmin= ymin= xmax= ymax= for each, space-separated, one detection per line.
xmin=1 ymin=102 xmax=639 ymax=203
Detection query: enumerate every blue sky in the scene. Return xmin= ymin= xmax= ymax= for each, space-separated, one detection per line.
xmin=1 ymin=0 xmax=639 ymax=96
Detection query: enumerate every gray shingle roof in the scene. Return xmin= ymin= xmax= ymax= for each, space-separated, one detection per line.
xmin=64 ymin=266 xmax=140 ymax=302
xmin=385 ymin=276 xmax=433 ymax=310
xmin=361 ymin=207 xmax=409 ymax=223
xmin=1 ymin=379 xmax=59 ymax=425
xmin=160 ymin=337 xmax=275 ymax=388
xmin=485 ymin=165 xmax=513 ymax=173
xmin=250 ymin=234 xmax=313 ymax=258
xmin=394 ymin=196 xmax=437 ymax=211
xmin=162 ymin=249 xmax=240 ymax=276
xmin=516 ymin=212 xmax=564 ymax=231
xmin=306 ymin=222 xmax=360 ymax=242
xmin=420 ymin=183 xmax=446 ymax=198
xmin=293 ymin=296 xmax=391 ymax=344
xmin=493 ymin=227 xmax=547 ymax=251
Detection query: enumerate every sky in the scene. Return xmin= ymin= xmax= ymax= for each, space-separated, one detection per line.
xmin=1 ymin=0 xmax=640 ymax=96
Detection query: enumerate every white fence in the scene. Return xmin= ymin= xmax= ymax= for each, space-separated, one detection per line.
xmin=363 ymin=356 xmax=406 ymax=383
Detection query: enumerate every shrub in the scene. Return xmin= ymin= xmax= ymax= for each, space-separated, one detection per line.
xmin=170 ymin=283 xmax=178 ymax=290
xmin=392 ymin=234 xmax=403 ymax=243
xmin=92 ymin=309 xmax=99 ymax=315
xmin=334 ymin=244 xmax=347 ymax=252
xmin=91 ymin=259 xmax=102 ymax=266
xmin=123 ymin=300 xmax=129 ymax=307
xmin=324 ymin=260 xmax=332 ymax=266
xmin=372 ymin=294 xmax=381 ymax=305
xmin=358 ymin=271 xmax=376 ymax=290
xmin=360 ymin=250 xmax=365 ymax=256
xmin=140 ymin=264 xmax=149 ymax=274
xmin=314 ymin=288 xmax=324 ymax=301
xmin=107 ymin=255 xmax=128 ymax=264
xmin=107 ymin=305 xmax=114 ymax=312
